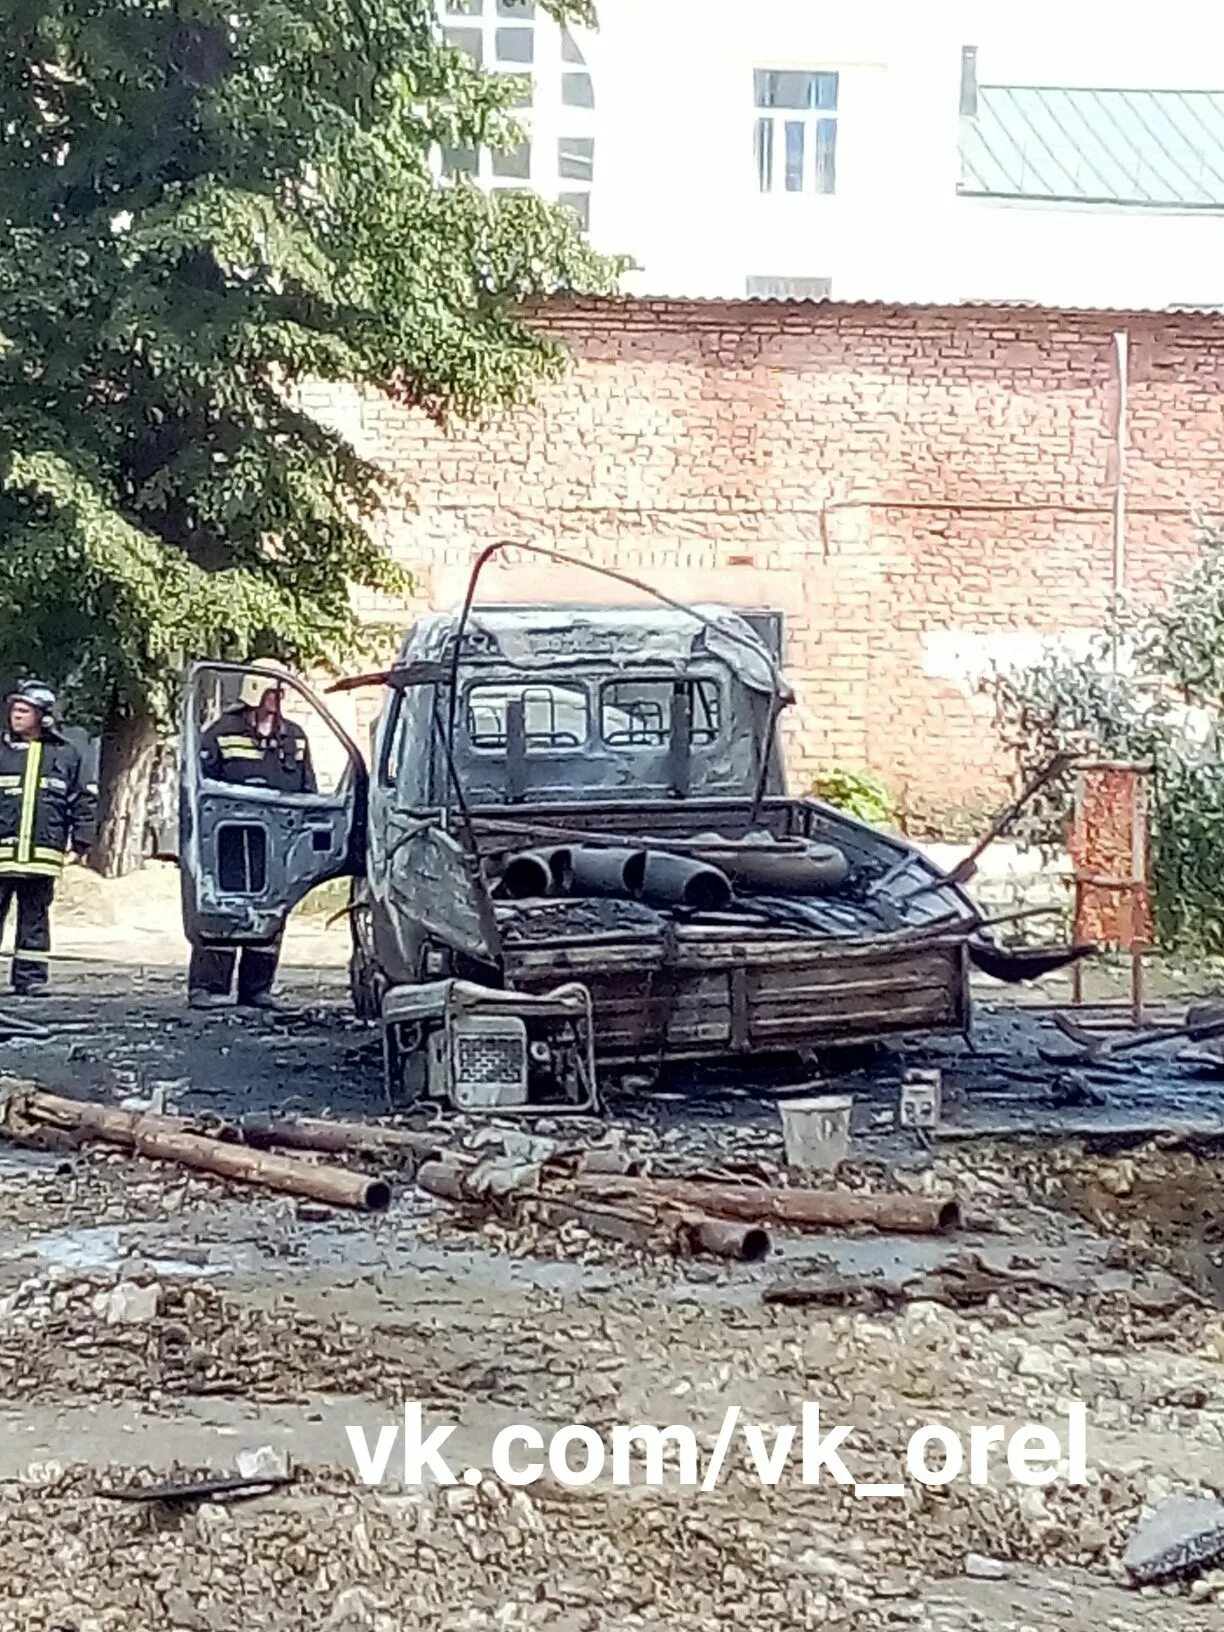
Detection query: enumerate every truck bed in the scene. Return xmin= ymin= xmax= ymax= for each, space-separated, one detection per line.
xmin=475 ymin=795 xmax=976 ymax=1062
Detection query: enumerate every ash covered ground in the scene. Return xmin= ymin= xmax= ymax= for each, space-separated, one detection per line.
xmin=0 ymin=869 xmax=1222 ymax=1630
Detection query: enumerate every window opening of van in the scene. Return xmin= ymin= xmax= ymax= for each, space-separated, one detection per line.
xmin=465 ymin=681 xmax=590 ymax=750
xmin=600 ymin=679 xmax=722 ymax=748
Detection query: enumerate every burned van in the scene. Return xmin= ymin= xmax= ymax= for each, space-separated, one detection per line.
xmin=180 ymin=602 xmax=1051 ymax=1115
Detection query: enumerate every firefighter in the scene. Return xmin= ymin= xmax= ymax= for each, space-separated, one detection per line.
xmin=0 ymin=681 xmax=96 ymax=996
xmin=187 ymin=668 xmax=316 ymax=1011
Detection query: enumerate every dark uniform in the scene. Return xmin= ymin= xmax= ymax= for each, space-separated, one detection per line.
xmin=187 ymin=702 xmax=315 ymax=1007
xmin=0 ymin=720 xmax=96 ymax=995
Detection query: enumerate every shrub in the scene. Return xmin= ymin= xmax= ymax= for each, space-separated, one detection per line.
xmin=810 ymin=767 xmax=896 ymax=827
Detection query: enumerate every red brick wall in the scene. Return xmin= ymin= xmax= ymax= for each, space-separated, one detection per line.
xmin=302 ymin=299 xmax=1223 ymax=834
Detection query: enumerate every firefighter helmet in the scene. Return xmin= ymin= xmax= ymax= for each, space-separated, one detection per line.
xmin=237 ymin=662 xmax=291 ymax=712
xmin=7 ymin=679 xmax=56 ymax=719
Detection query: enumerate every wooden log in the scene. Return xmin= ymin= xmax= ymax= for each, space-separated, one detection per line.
xmin=18 ymin=1091 xmax=390 ymax=1212
xmin=575 ymin=1146 xmax=645 ymax=1178
xmin=567 ymin=1174 xmax=960 ymax=1234
xmin=763 ymin=1257 xmax=1071 ymax=1311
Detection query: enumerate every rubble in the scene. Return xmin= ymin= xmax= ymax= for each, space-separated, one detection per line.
xmin=6 ymin=923 xmax=1224 ymax=1629
xmin=235 ymin=1445 xmax=293 ymax=1482
xmin=1122 ymin=1494 xmax=1224 ymax=1586
xmin=96 ymin=1279 xmax=160 ymax=1326
xmin=963 ymin=1552 xmax=1012 ymax=1579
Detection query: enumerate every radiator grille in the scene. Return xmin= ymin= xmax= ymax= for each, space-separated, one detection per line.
xmin=455 ymin=1030 xmax=526 ymax=1086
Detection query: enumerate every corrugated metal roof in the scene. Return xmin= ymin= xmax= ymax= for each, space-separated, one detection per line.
xmin=960 ymin=85 xmax=1224 ymax=208
xmin=538 ymin=293 xmax=1224 ymax=316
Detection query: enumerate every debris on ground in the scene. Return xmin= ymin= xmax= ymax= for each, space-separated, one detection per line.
xmin=5 ymin=926 xmax=1224 ymax=1629
xmin=1122 ymin=1493 xmax=1224 ymax=1586
xmin=99 ymin=1467 xmax=296 ymax=1505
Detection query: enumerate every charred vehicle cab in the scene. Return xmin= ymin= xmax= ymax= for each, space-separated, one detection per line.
xmin=181 ymin=598 xmax=1058 ymax=1116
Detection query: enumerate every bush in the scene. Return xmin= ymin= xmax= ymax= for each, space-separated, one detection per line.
xmin=810 ymin=767 xmax=896 ymax=827
xmin=983 ymin=532 xmax=1224 ymax=956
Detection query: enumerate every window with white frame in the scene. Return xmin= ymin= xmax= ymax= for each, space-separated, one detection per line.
xmin=753 ymin=70 xmax=838 ymax=195
xmin=438 ymin=1 xmax=595 ymax=231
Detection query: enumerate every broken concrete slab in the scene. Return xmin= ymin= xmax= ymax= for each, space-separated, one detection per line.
xmin=96 ymin=1279 xmax=160 ymax=1326
xmin=1122 ymin=1493 xmax=1224 ymax=1585
xmin=236 ymin=1444 xmax=292 ymax=1482
xmin=964 ymin=1552 xmax=1012 ymax=1580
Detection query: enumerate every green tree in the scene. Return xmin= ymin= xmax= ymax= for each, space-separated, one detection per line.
xmin=0 ymin=0 xmax=618 ymax=873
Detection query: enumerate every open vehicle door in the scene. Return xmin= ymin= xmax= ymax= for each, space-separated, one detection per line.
xmin=180 ymin=661 xmax=368 ymax=947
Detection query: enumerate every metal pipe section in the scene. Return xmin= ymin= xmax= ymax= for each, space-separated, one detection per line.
xmin=501 ymin=851 xmax=551 ymax=899
xmin=570 ymin=1174 xmax=961 ymax=1234
xmin=501 ymin=846 xmax=574 ymax=899
xmin=640 ymin=852 xmax=732 ymax=912
xmin=717 ymin=843 xmax=849 ymax=895
xmin=569 ymin=846 xmax=647 ymax=897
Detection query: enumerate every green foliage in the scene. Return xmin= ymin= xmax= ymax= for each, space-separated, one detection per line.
xmin=810 ymin=766 xmax=896 ymax=827
xmin=0 ymin=0 xmax=622 ymax=730
xmin=985 ymin=534 xmax=1224 ymax=956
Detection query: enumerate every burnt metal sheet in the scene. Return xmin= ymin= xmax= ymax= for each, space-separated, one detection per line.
xmin=387 ymin=823 xmax=500 ymax=963
xmin=394 ymin=604 xmax=788 ymax=700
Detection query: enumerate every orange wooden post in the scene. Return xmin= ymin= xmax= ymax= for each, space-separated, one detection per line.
xmin=1067 ymin=761 xmax=1154 ymax=1025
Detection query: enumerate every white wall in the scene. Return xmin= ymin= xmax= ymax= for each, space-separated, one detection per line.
xmin=578 ymin=0 xmax=1224 ymax=307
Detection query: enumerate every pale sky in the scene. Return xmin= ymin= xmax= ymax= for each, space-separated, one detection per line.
xmin=962 ymin=0 xmax=1224 ymax=85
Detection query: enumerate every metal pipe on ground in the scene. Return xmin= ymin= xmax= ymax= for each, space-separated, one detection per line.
xmin=15 ymin=1091 xmax=391 ymax=1213
xmin=134 ymin=1125 xmax=391 ymax=1212
xmin=639 ymin=852 xmax=732 ymax=912
xmin=526 ymin=1196 xmax=661 ymax=1252
xmin=681 ymin=1213 xmax=771 ymax=1262
xmin=415 ymin=1159 xmax=771 ymax=1260
xmin=240 ymin=1115 xmax=444 ymax=1167
xmin=415 ymin=1157 xmax=474 ymax=1205
xmin=527 ymin=1197 xmax=770 ymax=1262
xmin=11 ymin=1092 xmax=191 ymax=1143
xmin=568 ymin=1175 xmax=960 ymax=1234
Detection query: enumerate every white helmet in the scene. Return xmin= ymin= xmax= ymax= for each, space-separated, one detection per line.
xmin=9 ymin=679 xmax=57 ymax=718
xmin=237 ymin=661 xmax=292 ymax=712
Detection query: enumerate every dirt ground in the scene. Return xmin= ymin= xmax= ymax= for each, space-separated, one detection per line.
xmin=0 ymin=865 xmax=1222 ymax=1630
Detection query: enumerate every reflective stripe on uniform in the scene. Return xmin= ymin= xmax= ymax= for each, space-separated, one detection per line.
xmin=13 ymin=948 xmax=50 ymax=963
xmin=32 ymin=845 xmax=66 ymax=867
xmin=15 ymin=740 xmax=41 ymax=866
xmin=0 ymin=860 xmax=60 ymax=878
xmin=0 ymin=775 xmax=19 ymax=791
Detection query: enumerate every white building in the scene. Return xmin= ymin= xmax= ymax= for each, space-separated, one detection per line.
xmin=439 ymin=0 xmax=1224 ymax=309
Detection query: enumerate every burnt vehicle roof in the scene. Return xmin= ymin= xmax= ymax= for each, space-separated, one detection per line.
xmin=395 ymin=604 xmax=791 ymax=701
